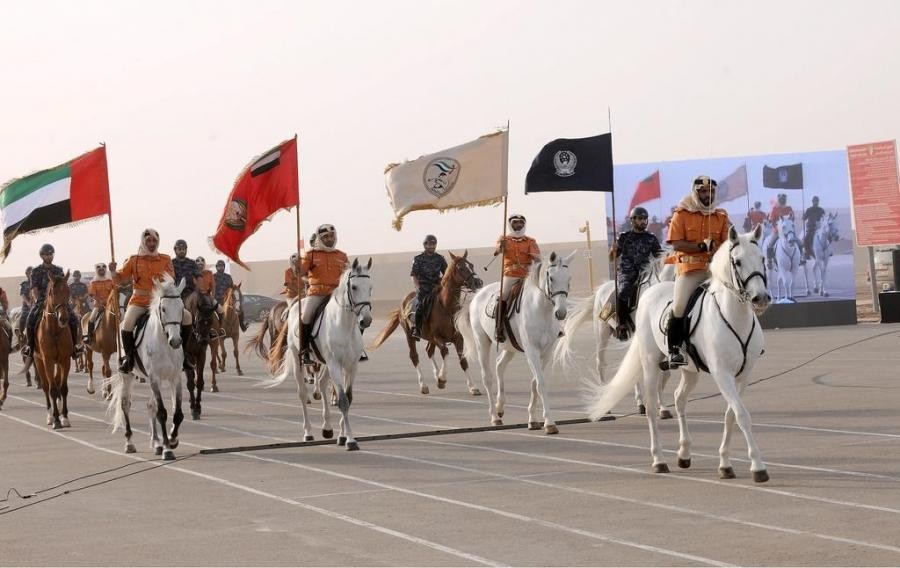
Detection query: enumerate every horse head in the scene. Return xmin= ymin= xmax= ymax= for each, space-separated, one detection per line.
xmin=156 ymin=276 xmax=186 ymax=349
xmin=712 ymin=225 xmax=770 ymax=313
xmin=778 ymin=216 xmax=796 ymax=239
xmin=347 ymin=258 xmax=374 ymax=330
xmin=448 ymin=250 xmax=483 ymax=291
xmin=544 ymin=251 xmax=576 ymax=320
xmin=826 ymin=212 xmax=840 ymax=242
xmin=47 ymin=271 xmax=71 ymax=327
xmin=230 ymin=283 xmax=243 ymax=311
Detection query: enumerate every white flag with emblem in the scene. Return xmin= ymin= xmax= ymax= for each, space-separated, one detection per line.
xmin=384 ymin=129 xmax=508 ymax=230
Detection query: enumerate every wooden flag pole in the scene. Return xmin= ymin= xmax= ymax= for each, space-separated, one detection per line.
xmin=495 ymin=122 xmax=510 ymax=349
xmin=102 ymin=143 xmax=123 ymax=363
xmin=578 ymin=220 xmax=595 ymax=291
xmin=608 ymin=108 xmax=621 ymax=318
xmin=293 ymin=134 xmax=305 ymax=357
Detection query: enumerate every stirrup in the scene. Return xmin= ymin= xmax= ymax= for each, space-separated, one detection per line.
xmin=119 ymin=356 xmax=134 ymax=373
xmin=667 ymin=350 xmax=687 ymax=368
xmin=359 ymin=351 xmax=369 ymax=362
xmin=300 ymin=350 xmax=313 ymax=365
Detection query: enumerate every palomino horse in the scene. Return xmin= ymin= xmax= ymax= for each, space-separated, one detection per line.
xmin=805 ymin=212 xmax=840 ymax=297
xmin=772 ymin=217 xmax=802 ymax=302
xmin=107 ymin=276 xmax=187 ymax=459
xmin=266 ymin=259 xmax=373 ymax=450
xmin=555 ymin=252 xmax=675 ymax=417
xmin=0 ymin=310 xmax=11 ymax=410
xmin=585 ymin=225 xmax=772 ymax=481
xmin=215 ymin=284 xmax=244 ymax=376
xmin=71 ymin=295 xmax=90 ymax=373
xmin=456 ymin=251 xmax=576 ymax=433
xmin=184 ymin=293 xmax=216 ymax=420
xmin=83 ymin=287 xmax=126 ymax=398
xmin=369 ymin=251 xmax=483 ymax=396
xmin=34 ymin=272 xmax=74 ymax=429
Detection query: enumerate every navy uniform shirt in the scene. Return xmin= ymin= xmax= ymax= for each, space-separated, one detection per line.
xmin=69 ymin=280 xmax=89 ymax=299
xmin=410 ymin=252 xmax=448 ymax=293
xmin=616 ymin=231 xmax=662 ymax=277
xmin=30 ymin=263 xmax=66 ymax=300
xmin=19 ymin=279 xmax=31 ymax=300
xmin=172 ymin=256 xmax=200 ymax=293
xmin=803 ymin=205 xmax=826 ymax=230
xmin=213 ymin=271 xmax=234 ymax=302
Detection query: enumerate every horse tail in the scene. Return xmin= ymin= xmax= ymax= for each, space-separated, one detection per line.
xmin=553 ymin=293 xmax=596 ymax=371
xmin=454 ymin=302 xmax=476 ymax=363
xmin=368 ymin=308 xmax=401 ymax=350
xmin=245 ymin=315 xmax=270 ymax=360
xmin=105 ymin=373 xmax=132 ymax=433
xmin=583 ymin=338 xmax=642 ymax=420
xmin=267 ymin=322 xmax=289 ymax=377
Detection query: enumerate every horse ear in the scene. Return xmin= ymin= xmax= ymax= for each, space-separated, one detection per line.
xmin=448 ymin=251 xmax=458 ymax=260
xmin=564 ymin=250 xmax=577 ymax=265
xmin=352 ymin=258 xmax=359 ymax=271
xmin=462 ymin=249 xmax=468 ymax=259
xmin=175 ymin=278 xmax=186 ymax=295
xmin=366 ymin=257 xmax=373 ymax=269
xmin=729 ymin=225 xmax=739 ymax=242
xmin=752 ymin=223 xmax=763 ymax=241
xmin=549 ymin=251 xmax=558 ymax=264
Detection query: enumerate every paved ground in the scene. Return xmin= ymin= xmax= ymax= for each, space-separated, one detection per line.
xmin=2 ymin=318 xmax=899 ymax=566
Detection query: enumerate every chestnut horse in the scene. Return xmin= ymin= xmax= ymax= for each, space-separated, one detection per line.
xmin=71 ymin=295 xmax=90 ymax=373
xmin=215 ymin=284 xmax=244 ymax=376
xmin=0 ymin=311 xmax=11 ymax=410
xmin=35 ymin=272 xmax=74 ymax=429
xmin=369 ymin=251 xmax=483 ymax=395
xmin=83 ymin=285 xmax=125 ymax=398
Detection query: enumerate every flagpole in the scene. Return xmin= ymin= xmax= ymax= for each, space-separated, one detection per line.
xmin=102 ymin=143 xmax=123 ymax=363
xmin=608 ymin=108 xmax=620 ymax=320
xmin=293 ymin=134 xmax=305 ymax=358
xmin=579 ymin=221 xmax=595 ymax=291
xmin=495 ymin=121 xmax=510 ymax=348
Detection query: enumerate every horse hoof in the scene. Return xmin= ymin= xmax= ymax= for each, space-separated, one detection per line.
xmin=322 ymin=429 xmax=334 ymax=439
xmin=420 ymin=386 xmax=429 ymax=395
xmin=653 ymin=463 xmax=669 ymax=474
xmin=752 ymin=469 xmax=770 ymax=483
xmin=313 ymin=391 xmax=322 ymax=400
xmin=638 ymin=404 xmax=646 ymax=415
xmin=303 ymin=435 xmax=314 ymax=442
xmin=86 ymin=386 xmax=95 ymax=395
xmin=46 ymin=416 xmax=53 ymax=425
xmin=169 ymin=438 xmax=179 ymax=449
xmin=491 ymin=419 xmax=503 ymax=426
xmin=155 ymin=446 xmax=163 ymax=456
xmin=437 ymin=379 xmax=447 ymax=389
xmin=52 ymin=421 xmax=63 ymax=430
xmin=211 ymin=385 xmax=219 ymax=393
xmin=191 ymin=411 xmax=200 ymax=420
xmin=718 ymin=466 xmax=736 ymax=479
xmin=346 ymin=441 xmax=359 ymax=451
xmin=678 ymin=458 xmax=691 ymax=469
xmin=60 ymin=417 xmax=71 ymax=428
xmin=163 ymin=451 xmax=176 ymax=461
xmin=337 ymin=436 xmax=347 ymax=446
xmin=237 ymin=370 xmax=244 ymax=376
xmin=528 ymin=422 xmax=541 ymax=430
xmin=544 ymin=424 xmax=559 ymax=435
xmin=659 ymin=409 xmax=673 ymax=420
xmin=469 ymin=388 xmax=482 ymax=396
xmin=125 ymin=444 xmax=136 ymax=454
xmin=598 ymin=414 xmax=616 ymax=422
xmin=497 ymin=410 xmax=504 ymax=418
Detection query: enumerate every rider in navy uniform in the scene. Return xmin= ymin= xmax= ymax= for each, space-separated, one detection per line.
xmin=69 ymin=270 xmax=89 ymax=306
xmin=409 ymin=234 xmax=448 ymax=338
xmin=802 ymin=196 xmax=827 ymax=261
xmin=172 ymin=239 xmax=200 ymax=299
xmin=609 ymin=207 xmax=662 ymax=340
xmin=213 ymin=259 xmax=247 ymax=332
xmin=20 ymin=244 xmax=83 ymax=360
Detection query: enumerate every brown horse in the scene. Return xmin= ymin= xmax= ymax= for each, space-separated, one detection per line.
xmin=34 ymin=272 xmax=74 ymax=429
xmin=185 ymin=290 xmax=220 ymax=393
xmin=369 ymin=251 xmax=483 ymax=395
xmin=0 ymin=312 xmax=11 ymax=410
xmin=246 ymin=299 xmax=288 ymax=363
xmin=83 ymin=285 xmax=123 ymax=398
xmin=185 ymin=293 xmax=216 ymax=419
xmin=71 ymin=295 xmax=90 ymax=373
xmin=215 ymin=284 xmax=244 ymax=375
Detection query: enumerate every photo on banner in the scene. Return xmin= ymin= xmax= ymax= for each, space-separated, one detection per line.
xmin=605 ymin=150 xmax=854 ymax=323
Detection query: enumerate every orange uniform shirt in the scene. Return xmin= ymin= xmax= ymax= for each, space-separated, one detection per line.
xmin=301 ymin=249 xmax=349 ymax=296
xmin=769 ymin=205 xmax=794 ymax=225
xmin=666 ymin=208 xmax=730 ymax=275
xmin=113 ymin=254 xmax=175 ymax=307
xmin=283 ymin=268 xmax=301 ymax=299
xmin=88 ymin=279 xmax=116 ymax=307
xmin=499 ymin=236 xmax=540 ymax=278
xmin=197 ymin=270 xmax=214 ymax=295
xmin=748 ymin=210 xmax=766 ymax=228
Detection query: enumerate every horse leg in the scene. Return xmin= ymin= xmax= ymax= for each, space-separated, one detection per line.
xmin=120 ymin=374 xmax=136 ymax=453
xmin=472 ymin=324 xmax=499 ymax=425
xmin=148 ymin=381 xmax=175 ymax=460
xmin=208 ymin=346 xmax=218 ymax=392
xmin=169 ymin=374 xmax=184 ymax=448
xmin=452 ymin=338 xmax=480 ymax=396
xmin=712 ymin=371 xmax=767 ymax=481
xmin=329 ymin=362 xmax=358 ymax=450
xmin=657 ymin=370 xmax=673 ymax=419
xmin=597 ymin=321 xmax=611 ymax=383
xmin=85 ymin=347 xmax=95 ymax=395
xmin=435 ymin=344 xmax=449 ymax=390
xmin=101 ymin=353 xmax=113 ymax=400
xmin=318 ymin=369 xmax=334 ymax=439
xmin=232 ymin=336 xmax=243 ymax=376
xmin=185 ymin=365 xmax=198 ymax=420
xmin=673 ymin=370 xmax=699 ymax=468
xmin=196 ymin=351 xmax=205 ymax=417
xmin=295 ymin=362 xmax=313 ymax=441
xmin=494 ymin=348 xmax=514 ymax=422
xmin=425 ymin=342 xmax=440 ymax=388
xmin=640 ymin=358 xmax=668 ymax=472
xmin=404 ymin=327 xmax=427 ymax=394
xmin=59 ymin=360 xmax=71 ymax=427
xmin=524 ymin=346 xmax=557 ymax=434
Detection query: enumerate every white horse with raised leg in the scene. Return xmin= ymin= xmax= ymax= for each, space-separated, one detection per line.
xmin=807 ymin=212 xmax=839 ymax=297
xmin=456 ymin=251 xmax=575 ymax=433
xmin=107 ymin=276 xmax=186 ymax=459
xmin=772 ymin=217 xmax=802 ymax=301
xmin=585 ymin=225 xmax=773 ymax=481
xmin=267 ymin=259 xmax=373 ymax=450
xmin=555 ymin=252 xmax=675 ymax=416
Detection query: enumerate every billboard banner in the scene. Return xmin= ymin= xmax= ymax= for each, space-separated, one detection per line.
xmin=847 ymin=140 xmax=900 ymax=247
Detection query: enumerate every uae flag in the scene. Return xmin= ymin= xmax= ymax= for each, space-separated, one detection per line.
xmin=210 ymin=137 xmax=299 ymax=269
xmin=716 ymin=164 xmax=749 ymax=204
xmin=763 ymin=163 xmax=803 ymax=189
xmin=628 ymin=170 xmax=661 ymax=212
xmin=524 ymin=133 xmax=614 ymax=193
xmin=0 ymin=146 xmax=110 ymax=261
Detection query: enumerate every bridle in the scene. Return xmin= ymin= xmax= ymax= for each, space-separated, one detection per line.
xmin=157 ymin=294 xmax=184 ymax=330
xmin=726 ymin=241 xmax=767 ymax=303
xmin=543 ymin=262 xmax=570 ymax=303
xmin=341 ymin=272 xmax=372 ymax=316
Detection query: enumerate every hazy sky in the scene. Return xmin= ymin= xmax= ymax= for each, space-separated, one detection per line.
xmin=2 ymin=0 xmax=898 ymax=277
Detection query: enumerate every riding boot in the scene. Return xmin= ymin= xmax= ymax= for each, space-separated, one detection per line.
xmin=22 ymin=328 xmax=36 ymax=359
xmin=615 ymin=296 xmax=631 ymax=341
xmin=411 ymin=309 xmax=423 ymax=340
xmin=666 ymin=316 xmax=686 ymax=368
xmin=69 ymin=323 xmax=84 ymax=359
xmin=119 ymin=331 xmax=136 ymax=373
xmin=495 ymin=300 xmax=507 ymax=343
xmin=300 ymin=322 xmax=314 ymax=365
xmin=180 ymin=325 xmax=194 ymax=371
xmin=85 ymin=319 xmax=95 ymax=344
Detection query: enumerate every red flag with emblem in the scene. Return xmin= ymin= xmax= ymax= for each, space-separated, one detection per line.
xmin=210 ymin=137 xmax=299 ymax=269
xmin=628 ymin=170 xmax=661 ymax=212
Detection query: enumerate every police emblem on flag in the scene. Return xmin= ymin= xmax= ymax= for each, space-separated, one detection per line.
xmin=778 ymin=168 xmax=789 ymax=184
xmin=224 ymin=198 xmax=248 ymax=230
xmin=423 ymin=158 xmax=461 ymax=197
xmin=553 ymin=150 xmax=577 ymax=177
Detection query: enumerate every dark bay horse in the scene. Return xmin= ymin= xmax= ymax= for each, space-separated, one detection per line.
xmin=185 ymin=293 xmax=216 ymax=419
xmin=35 ymin=272 xmax=74 ymax=429
xmin=0 ymin=311 xmax=11 ymax=410
xmin=215 ymin=284 xmax=244 ymax=376
xmin=369 ymin=251 xmax=483 ymax=395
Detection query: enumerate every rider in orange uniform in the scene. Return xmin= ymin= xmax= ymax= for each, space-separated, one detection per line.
xmin=766 ymin=193 xmax=802 ymax=269
xmin=493 ymin=214 xmax=541 ymax=342
xmin=108 ymin=229 xmax=193 ymax=373
xmin=84 ymin=262 xmax=117 ymax=343
xmin=282 ymin=253 xmax=303 ymax=299
xmin=194 ymin=256 xmax=226 ymax=338
xmin=298 ymin=224 xmax=348 ymax=364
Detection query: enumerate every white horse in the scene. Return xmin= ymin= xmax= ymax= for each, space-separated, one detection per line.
xmin=267 ymin=258 xmax=373 ymax=451
xmin=107 ymin=276 xmax=186 ymax=459
xmin=806 ymin=212 xmax=839 ymax=297
xmin=585 ymin=225 xmax=773 ymax=482
xmin=456 ymin=251 xmax=575 ymax=433
xmin=555 ymin=252 xmax=676 ymax=416
xmin=772 ymin=217 xmax=802 ymax=301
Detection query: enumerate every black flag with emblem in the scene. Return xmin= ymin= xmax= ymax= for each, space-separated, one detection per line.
xmin=524 ymin=133 xmax=614 ymax=194
xmin=762 ymin=163 xmax=804 ymax=189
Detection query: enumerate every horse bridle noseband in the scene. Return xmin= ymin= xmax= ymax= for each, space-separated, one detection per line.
xmin=728 ymin=241 xmax=767 ymax=303
xmin=343 ymin=273 xmax=372 ymax=316
xmin=158 ymin=294 xmax=184 ymax=329
xmin=543 ymin=263 xmax=570 ymax=303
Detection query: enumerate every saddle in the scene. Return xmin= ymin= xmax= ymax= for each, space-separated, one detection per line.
xmin=303 ymin=294 xmax=333 ymax=364
xmin=659 ymin=283 xmax=710 ymax=373
xmin=130 ymin=311 xmax=152 ymax=376
xmin=485 ymin=281 xmax=525 ymax=352
xmin=406 ymin=289 xmax=437 ymax=327
xmin=598 ymin=287 xmax=637 ymax=325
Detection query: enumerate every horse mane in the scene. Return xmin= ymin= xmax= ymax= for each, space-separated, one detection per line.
xmin=527 ymin=260 xmax=543 ymax=289
xmin=439 ymin=255 xmax=459 ymax=288
xmin=638 ymin=249 xmax=670 ymax=281
xmin=150 ymin=274 xmax=179 ymax=308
